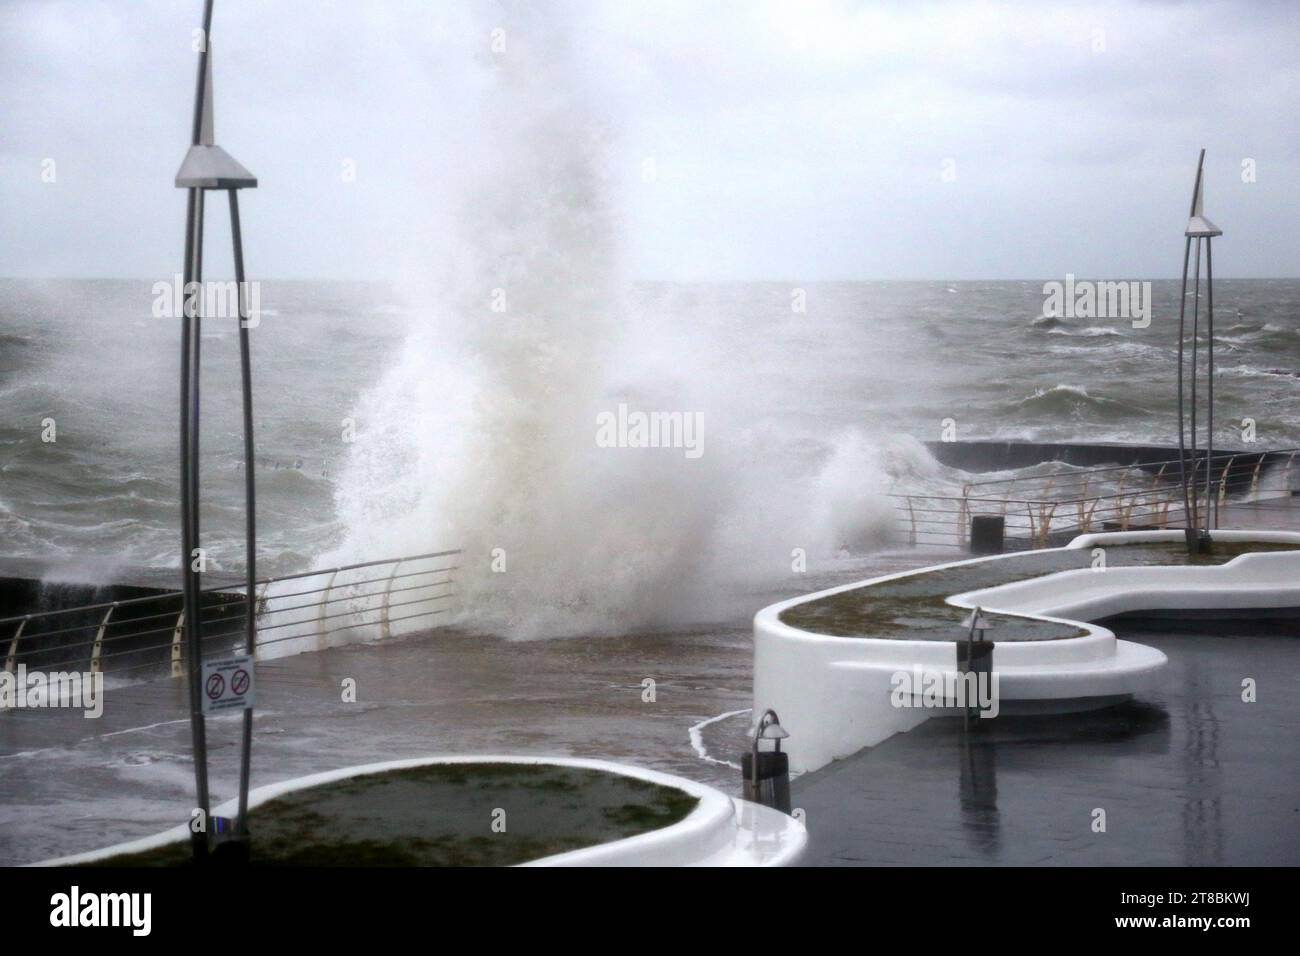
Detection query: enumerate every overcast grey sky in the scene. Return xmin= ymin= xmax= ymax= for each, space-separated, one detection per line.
xmin=1 ymin=0 xmax=1297 ymax=281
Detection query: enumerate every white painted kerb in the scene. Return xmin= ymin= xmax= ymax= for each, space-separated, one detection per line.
xmin=35 ymin=756 xmax=805 ymax=868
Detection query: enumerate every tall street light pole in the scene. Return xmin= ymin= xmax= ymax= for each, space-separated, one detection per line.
xmin=174 ymin=0 xmax=260 ymax=862
xmin=1176 ymin=149 xmax=1223 ymax=555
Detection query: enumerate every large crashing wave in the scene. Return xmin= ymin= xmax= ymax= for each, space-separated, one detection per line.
xmin=326 ymin=10 xmax=898 ymax=638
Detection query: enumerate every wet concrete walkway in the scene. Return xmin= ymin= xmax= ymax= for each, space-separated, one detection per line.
xmin=5 ymin=544 xmax=1296 ymax=867
xmin=0 ymin=625 xmax=755 ymax=865
xmin=1 ymin=549 xmax=954 ymax=866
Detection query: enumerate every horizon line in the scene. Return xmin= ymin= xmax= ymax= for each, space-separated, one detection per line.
xmin=4 ymin=274 xmax=1299 ymax=284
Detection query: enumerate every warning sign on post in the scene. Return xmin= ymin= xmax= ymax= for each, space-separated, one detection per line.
xmin=201 ymin=655 xmax=255 ymax=714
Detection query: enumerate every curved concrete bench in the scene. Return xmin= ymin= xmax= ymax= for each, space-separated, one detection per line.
xmin=754 ymin=531 xmax=1300 ymax=774
xmin=35 ymin=756 xmax=806 ymax=868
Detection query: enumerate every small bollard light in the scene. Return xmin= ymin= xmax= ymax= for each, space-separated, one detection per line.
xmin=742 ymin=708 xmax=792 ymax=814
xmin=959 ymin=607 xmax=994 ymax=729
xmin=962 ymin=607 xmax=990 ymax=639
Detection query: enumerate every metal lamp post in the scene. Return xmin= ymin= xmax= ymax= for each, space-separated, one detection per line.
xmin=959 ymin=607 xmax=992 ymax=730
xmin=1175 ymin=149 xmax=1222 ymax=555
xmin=175 ymin=0 xmax=259 ymax=862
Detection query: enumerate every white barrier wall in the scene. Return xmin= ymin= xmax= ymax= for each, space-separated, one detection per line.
xmin=755 ymin=531 xmax=1300 ymax=774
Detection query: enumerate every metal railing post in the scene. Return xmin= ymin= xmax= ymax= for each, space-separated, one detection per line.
xmin=170 ymin=611 xmax=186 ymax=679
xmin=91 ymin=603 xmax=116 ymax=675
xmin=1217 ymin=454 xmax=1236 ymax=515
xmin=381 ymin=559 xmax=405 ymax=640
xmin=4 ymin=618 xmax=25 ymax=674
xmin=958 ymin=485 xmax=971 ymax=548
xmin=1 ymin=618 xmax=27 ymax=710
xmin=316 ymin=569 xmax=339 ymax=651
xmin=254 ymin=581 xmax=270 ymax=632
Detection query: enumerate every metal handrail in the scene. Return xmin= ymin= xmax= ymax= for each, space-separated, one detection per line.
xmin=961 ymin=447 xmax=1298 ymax=490
xmin=893 ymin=447 xmax=1294 ymax=513
xmin=109 ymin=604 xmax=457 ymax=682
xmin=3 ymin=570 xmax=459 ymax=664
xmin=886 ymin=445 xmax=1288 ymax=548
xmin=0 ymin=548 xmax=463 ymax=628
xmin=0 ymin=549 xmax=462 ymax=683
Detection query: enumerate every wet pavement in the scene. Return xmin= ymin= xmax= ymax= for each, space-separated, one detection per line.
xmin=0 ymin=624 xmax=757 ymax=865
xmin=4 ymin=544 xmax=1296 ymax=867
xmin=1 ymin=547 xmax=949 ymax=866
xmin=793 ymin=625 xmax=1300 ymax=865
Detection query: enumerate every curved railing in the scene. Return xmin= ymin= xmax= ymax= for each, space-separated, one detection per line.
xmin=892 ymin=448 xmax=1299 ymax=549
xmin=0 ymin=550 xmax=460 ymax=684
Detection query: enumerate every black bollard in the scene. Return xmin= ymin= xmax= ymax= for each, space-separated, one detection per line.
xmin=970 ymin=515 xmax=1005 ymax=554
xmin=742 ymin=750 xmax=791 ymax=814
xmin=742 ymin=709 xmax=793 ymax=814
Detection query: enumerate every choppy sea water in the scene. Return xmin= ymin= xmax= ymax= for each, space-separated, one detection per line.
xmin=1 ymin=278 xmax=1297 ymax=634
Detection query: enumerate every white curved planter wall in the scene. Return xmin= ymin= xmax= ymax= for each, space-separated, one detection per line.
xmin=36 ymin=756 xmax=805 ymax=868
xmin=755 ymin=531 xmax=1300 ymax=774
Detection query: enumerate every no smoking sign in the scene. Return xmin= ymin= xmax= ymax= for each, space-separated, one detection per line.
xmin=201 ymin=654 xmax=255 ymax=714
